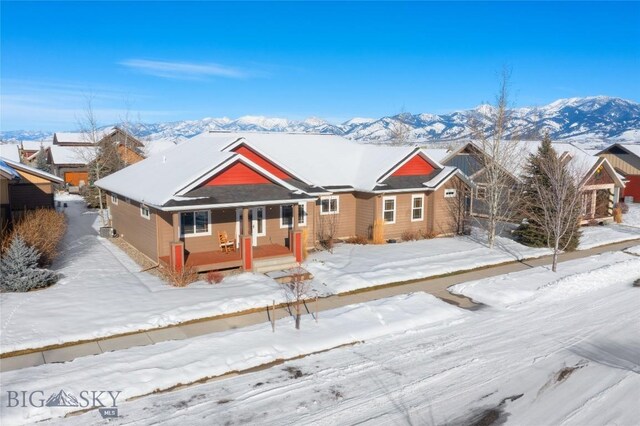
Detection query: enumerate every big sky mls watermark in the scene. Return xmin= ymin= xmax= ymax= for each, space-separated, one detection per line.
xmin=6 ymin=388 xmax=121 ymax=419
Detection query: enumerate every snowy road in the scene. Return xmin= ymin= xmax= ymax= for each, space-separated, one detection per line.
xmin=52 ymin=253 xmax=640 ymax=426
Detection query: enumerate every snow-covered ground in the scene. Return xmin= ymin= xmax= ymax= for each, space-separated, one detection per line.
xmin=2 ymin=197 xmax=639 ymax=354
xmin=307 ymin=229 xmax=551 ymax=294
xmin=19 ymin=249 xmax=639 ymax=425
xmin=578 ymin=203 xmax=640 ymax=249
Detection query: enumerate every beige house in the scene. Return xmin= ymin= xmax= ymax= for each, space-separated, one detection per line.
xmin=97 ymin=132 xmax=472 ymax=273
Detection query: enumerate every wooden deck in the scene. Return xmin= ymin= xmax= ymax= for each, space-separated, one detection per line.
xmin=159 ymin=244 xmax=292 ymax=272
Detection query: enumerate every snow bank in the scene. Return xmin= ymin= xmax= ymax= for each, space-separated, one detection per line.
xmin=579 ymin=223 xmax=640 ymax=250
xmin=450 ymin=251 xmax=639 ymax=308
xmin=625 ymin=244 xmax=640 ymax=255
xmin=0 ymin=293 xmax=465 ymax=425
xmin=306 ymin=229 xmax=551 ymax=294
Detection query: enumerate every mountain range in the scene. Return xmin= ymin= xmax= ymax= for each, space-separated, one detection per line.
xmin=1 ymin=96 xmax=638 ymax=145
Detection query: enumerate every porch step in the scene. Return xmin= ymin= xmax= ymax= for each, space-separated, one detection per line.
xmin=253 ymin=255 xmax=298 ymax=274
xmin=265 ymin=267 xmax=313 ymax=284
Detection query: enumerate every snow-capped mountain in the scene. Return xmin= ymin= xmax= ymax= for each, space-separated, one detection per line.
xmin=45 ymin=390 xmax=79 ymax=407
xmin=1 ymin=96 xmax=638 ymax=145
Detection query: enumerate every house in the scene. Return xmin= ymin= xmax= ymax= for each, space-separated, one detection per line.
xmin=0 ymin=157 xmax=63 ymax=227
xmin=597 ymin=143 xmax=640 ymax=203
xmin=16 ymin=127 xmax=146 ymax=187
xmin=441 ymin=141 xmax=625 ymax=225
xmin=96 ymin=132 xmax=472 ymax=273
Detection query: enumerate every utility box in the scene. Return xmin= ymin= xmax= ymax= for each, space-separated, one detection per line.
xmin=99 ymin=227 xmax=115 ymax=238
xmin=624 ymin=196 xmax=634 ymax=204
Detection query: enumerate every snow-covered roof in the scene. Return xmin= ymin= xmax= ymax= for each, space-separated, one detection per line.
xmin=0 ymin=156 xmax=63 ymax=183
xmin=96 ymin=135 xmax=236 ymax=206
xmin=97 ymin=132 xmax=451 ymax=208
xmin=0 ymin=158 xmax=21 ymax=180
xmin=617 ymin=144 xmax=640 ymax=158
xmin=0 ymin=144 xmax=21 ymax=162
xmin=49 ymin=145 xmax=90 ymax=165
xmin=54 ymin=127 xmax=115 ymax=144
xmin=421 ymin=148 xmax=451 ymax=163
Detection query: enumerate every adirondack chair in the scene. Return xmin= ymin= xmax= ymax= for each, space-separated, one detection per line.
xmin=218 ymin=231 xmax=236 ymax=253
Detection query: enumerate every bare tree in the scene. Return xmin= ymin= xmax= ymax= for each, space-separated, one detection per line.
xmin=284 ymin=267 xmax=311 ymax=330
xmin=526 ymin=148 xmax=585 ymax=272
xmin=469 ymin=68 xmax=524 ymax=248
xmin=317 ymin=200 xmax=340 ymax=253
xmin=444 ymin=178 xmax=471 ymax=235
xmin=387 ymin=111 xmax=412 ymax=146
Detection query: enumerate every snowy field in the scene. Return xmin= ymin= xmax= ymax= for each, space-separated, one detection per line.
xmin=1 ymin=197 xmax=639 ymax=354
xmin=13 ymin=248 xmax=637 ymax=425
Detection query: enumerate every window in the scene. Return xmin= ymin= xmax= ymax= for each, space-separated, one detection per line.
xmin=280 ymin=202 xmax=307 ymax=228
xmin=383 ymin=196 xmax=396 ymax=224
xmin=180 ymin=211 xmax=210 ymax=236
xmin=476 ymin=185 xmax=487 ymax=200
xmin=140 ymin=205 xmax=150 ymax=220
xmin=444 ymin=189 xmax=457 ymax=198
xmin=110 ymin=194 xmax=118 ymax=205
xmin=411 ymin=195 xmax=424 ymax=221
xmin=320 ymin=196 xmax=339 ymax=215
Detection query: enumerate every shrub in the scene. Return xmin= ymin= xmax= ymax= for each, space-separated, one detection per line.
xmin=205 ymin=270 xmax=224 ymax=284
xmin=163 ymin=266 xmax=198 ymax=287
xmin=0 ymin=236 xmax=58 ymax=292
xmin=319 ymin=238 xmax=334 ymax=251
xmin=419 ymin=229 xmax=438 ymax=239
xmin=346 ymin=235 xmax=369 ymax=245
xmin=3 ymin=209 xmax=67 ymax=266
xmin=401 ymin=230 xmax=419 ymax=241
xmin=372 ymin=219 xmax=385 ymax=244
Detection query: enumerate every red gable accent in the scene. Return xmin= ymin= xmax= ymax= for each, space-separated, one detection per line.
xmin=232 ymin=145 xmax=292 ymax=179
xmin=392 ymin=154 xmax=435 ymax=176
xmin=202 ymin=161 xmax=271 ymax=186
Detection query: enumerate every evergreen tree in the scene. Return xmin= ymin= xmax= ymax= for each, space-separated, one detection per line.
xmin=515 ymin=134 xmax=581 ymax=251
xmin=0 ymin=237 xmax=58 ymax=292
xmin=35 ymin=146 xmax=51 ymax=173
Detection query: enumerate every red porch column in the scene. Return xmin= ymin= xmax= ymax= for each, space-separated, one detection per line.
xmin=169 ymin=241 xmax=184 ymax=272
xmin=290 ymin=230 xmax=303 ymax=263
xmin=241 ymin=207 xmax=253 ymax=271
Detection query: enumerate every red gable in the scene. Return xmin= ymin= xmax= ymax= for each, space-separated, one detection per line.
xmin=392 ymin=154 xmax=435 ymax=176
xmin=201 ymin=161 xmax=271 ymax=186
xmin=232 ymin=145 xmax=292 ymax=180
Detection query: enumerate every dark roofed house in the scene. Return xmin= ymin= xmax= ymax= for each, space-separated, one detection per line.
xmin=96 ymin=132 xmax=472 ymax=274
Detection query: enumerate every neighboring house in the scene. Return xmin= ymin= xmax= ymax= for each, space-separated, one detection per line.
xmin=96 ymin=132 xmax=472 ymax=273
xmin=17 ymin=127 xmax=145 ymax=187
xmin=0 ymin=157 xmax=63 ymax=227
xmin=441 ymin=141 xmax=625 ymax=225
xmin=597 ymin=143 xmax=640 ymax=203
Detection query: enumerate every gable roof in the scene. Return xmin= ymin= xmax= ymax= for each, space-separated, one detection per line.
xmin=597 ymin=143 xmax=640 ymax=158
xmin=0 ymin=156 xmax=63 ymax=184
xmin=96 ymin=132 xmax=454 ymax=209
xmin=54 ymin=127 xmax=116 ymax=145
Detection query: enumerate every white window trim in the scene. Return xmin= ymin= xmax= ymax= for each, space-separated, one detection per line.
xmin=320 ymin=195 xmax=339 ymax=215
xmin=110 ymin=194 xmax=118 ymax=205
xmin=444 ymin=188 xmax=457 ymax=198
xmin=280 ymin=202 xmax=308 ymax=229
xmin=179 ymin=210 xmax=212 ymax=238
xmin=140 ymin=204 xmax=151 ymax=220
xmin=411 ymin=194 xmax=424 ymax=222
xmin=382 ymin=196 xmax=396 ymax=224
xmin=254 ymin=206 xmax=267 ymax=237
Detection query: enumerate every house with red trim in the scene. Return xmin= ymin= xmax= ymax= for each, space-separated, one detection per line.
xmin=96 ymin=132 xmax=472 ymax=273
xmin=597 ymin=143 xmax=640 ymax=203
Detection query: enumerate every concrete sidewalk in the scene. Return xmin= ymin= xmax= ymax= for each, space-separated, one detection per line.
xmin=2 ymin=238 xmax=638 ymax=372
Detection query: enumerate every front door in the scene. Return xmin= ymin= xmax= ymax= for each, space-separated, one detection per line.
xmin=236 ymin=206 xmax=265 ymax=246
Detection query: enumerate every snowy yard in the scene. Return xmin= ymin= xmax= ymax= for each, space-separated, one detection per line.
xmin=1 ymin=197 xmax=639 ymax=354
xmin=7 ymin=247 xmax=637 ymax=425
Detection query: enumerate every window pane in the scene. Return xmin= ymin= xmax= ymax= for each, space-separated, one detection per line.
xmin=384 ymin=199 xmax=394 ymax=210
xmin=181 ymin=213 xmax=194 ymax=234
xmin=298 ymin=204 xmax=305 ymax=224
xmin=282 ymin=205 xmax=293 ymax=226
xmin=384 ymin=211 xmax=394 ymax=222
xmin=413 ymin=197 xmax=422 ymax=208
xmin=256 ymin=208 xmax=264 ymax=233
xmin=330 ymin=198 xmax=337 ymax=212
xmin=321 ymin=199 xmax=330 ymax=212
xmin=195 ymin=211 xmax=208 ymax=233
xmin=413 ymin=208 xmax=422 ymax=220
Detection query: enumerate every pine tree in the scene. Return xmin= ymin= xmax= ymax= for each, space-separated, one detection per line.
xmin=35 ymin=146 xmax=51 ymax=173
xmin=515 ymin=134 xmax=581 ymax=251
xmin=0 ymin=237 xmax=58 ymax=292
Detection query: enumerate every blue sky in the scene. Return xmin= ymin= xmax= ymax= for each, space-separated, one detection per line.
xmin=1 ymin=1 xmax=639 ymax=131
